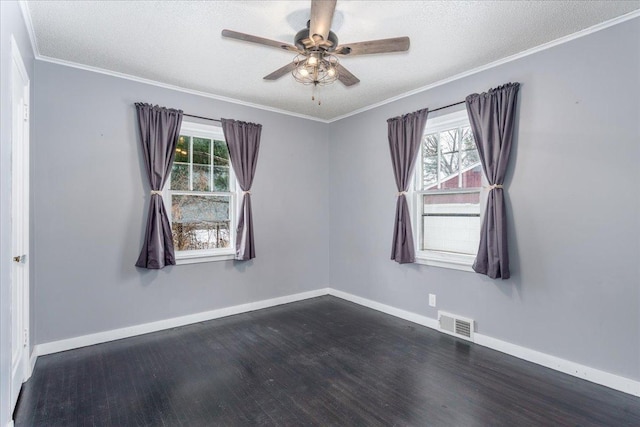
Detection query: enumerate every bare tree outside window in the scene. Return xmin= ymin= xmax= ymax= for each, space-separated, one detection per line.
xmin=422 ymin=126 xmax=480 ymax=190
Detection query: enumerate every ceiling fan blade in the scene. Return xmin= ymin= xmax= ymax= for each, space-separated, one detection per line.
xmin=222 ymin=29 xmax=300 ymax=53
xmin=336 ymin=64 xmax=360 ymax=86
xmin=334 ymin=37 xmax=410 ymax=56
xmin=263 ymin=62 xmax=298 ymax=81
xmin=309 ymin=0 xmax=336 ymax=45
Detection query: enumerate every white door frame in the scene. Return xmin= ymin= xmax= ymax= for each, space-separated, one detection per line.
xmin=10 ymin=34 xmax=31 ymax=415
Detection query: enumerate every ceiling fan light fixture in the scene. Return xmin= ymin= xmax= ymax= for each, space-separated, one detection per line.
xmin=292 ymin=53 xmax=339 ymax=86
xmin=307 ymin=54 xmax=319 ymax=66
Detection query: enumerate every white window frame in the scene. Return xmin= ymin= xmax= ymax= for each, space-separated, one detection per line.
xmin=163 ymin=121 xmax=238 ymax=265
xmin=412 ymin=109 xmax=485 ymax=272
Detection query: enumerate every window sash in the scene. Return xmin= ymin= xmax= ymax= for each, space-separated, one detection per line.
xmin=169 ymin=191 xmax=236 ymax=256
xmin=413 ymin=110 xmax=483 ymax=271
xmin=417 ymin=188 xmax=481 ymax=255
xmin=165 ymin=123 xmax=236 ymax=259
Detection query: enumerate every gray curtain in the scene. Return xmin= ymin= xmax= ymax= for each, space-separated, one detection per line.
xmin=387 ymin=108 xmax=429 ymax=264
xmin=221 ymin=119 xmax=262 ymax=261
xmin=465 ymin=82 xmax=520 ymax=279
xmin=135 ymin=103 xmax=183 ymax=269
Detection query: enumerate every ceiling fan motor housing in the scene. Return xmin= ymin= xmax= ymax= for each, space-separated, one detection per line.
xmin=295 ymin=26 xmax=339 ymax=51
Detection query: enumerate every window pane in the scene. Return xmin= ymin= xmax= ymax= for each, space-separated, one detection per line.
xmin=214 ymin=166 xmax=230 ymax=192
xmin=422 ymin=192 xmax=480 ymax=254
xmin=213 ymin=140 xmax=229 ymax=167
xmin=170 ymin=163 xmax=189 ymax=191
xmin=422 ymin=134 xmax=438 ymax=189
xmin=192 ymin=137 xmax=211 ymax=165
xmin=171 ymin=195 xmax=231 ymax=250
xmin=423 ymin=134 xmax=438 ymax=157
xmin=460 ymin=148 xmax=480 ymax=169
xmin=422 ymin=158 xmax=438 ymax=189
xmin=461 ymin=130 xmax=479 ymax=167
xmin=461 ymin=164 xmax=483 ymax=189
xmin=193 ymin=165 xmax=211 ymax=192
xmin=423 ymin=216 xmax=480 ymax=254
xmin=461 ymin=126 xmax=475 ymax=150
xmin=439 ymin=129 xmax=459 ymax=185
xmin=175 ymin=136 xmax=190 ymax=163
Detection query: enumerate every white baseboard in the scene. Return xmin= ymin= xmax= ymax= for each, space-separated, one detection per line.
xmin=327 ymin=289 xmax=439 ymax=329
xmin=34 ymin=288 xmax=329 ymax=357
xmin=328 ymin=288 xmax=640 ymax=397
xmin=473 ymin=333 xmax=640 ymax=397
xmin=29 ymin=349 xmax=38 ymax=374
xmin=31 ymin=287 xmax=639 ymax=397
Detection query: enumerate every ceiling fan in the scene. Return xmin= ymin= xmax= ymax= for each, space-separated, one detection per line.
xmin=221 ymin=0 xmax=410 ymax=89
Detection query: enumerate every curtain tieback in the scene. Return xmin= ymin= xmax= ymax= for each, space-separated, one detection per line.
xmin=243 ymin=190 xmax=251 ymax=195
xmin=397 ymin=191 xmax=407 ymax=196
xmin=150 ymin=190 xmax=163 ymax=196
xmin=486 ymin=184 xmax=504 ymax=191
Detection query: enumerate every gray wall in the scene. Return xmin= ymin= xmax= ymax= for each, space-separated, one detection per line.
xmin=328 ymin=18 xmax=640 ymax=381
xmin=32 ymin=62 xmax=330 ymax=344
xmin=30 ymin=15 xmax=639 ymax=387
xmin=0 ymin=1 xmax=35 ymax=425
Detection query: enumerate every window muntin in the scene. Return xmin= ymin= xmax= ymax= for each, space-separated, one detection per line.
xmin=167 ymin=122 xmax=235 ymax=260
xmin=415 ymin=111 xmax=483 ymax=268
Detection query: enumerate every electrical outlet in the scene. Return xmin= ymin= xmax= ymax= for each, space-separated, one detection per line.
xmin=429 ymin=294 xmax=436 ymax=307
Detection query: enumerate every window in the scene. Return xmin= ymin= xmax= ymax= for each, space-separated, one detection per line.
xmin=165 ymin=122 xmax=236 ymax=264
xmin=414 ymin=110 xmax=484 ymax=271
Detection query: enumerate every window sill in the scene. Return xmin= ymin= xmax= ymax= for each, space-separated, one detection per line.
xmin=175 ymin=251 xmax=236 ymax=265
xmin=415 ymin=251 xmax=476 ymax=272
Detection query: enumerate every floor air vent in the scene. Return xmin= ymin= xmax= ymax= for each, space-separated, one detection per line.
xmin=438 ymin=311 xmax=475 ymax=342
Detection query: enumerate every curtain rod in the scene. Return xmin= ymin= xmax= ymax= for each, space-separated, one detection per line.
xmin=182 ymin=100 xmax=464 ymax=123
xmin=183 ymin=113 xmax=221 ymax=123
xmin=430 ymin=100 xmax=465 ymax=113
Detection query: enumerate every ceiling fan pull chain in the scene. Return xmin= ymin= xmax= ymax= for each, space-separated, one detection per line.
xmin=312 ymin=83 xmax=322 ymax=105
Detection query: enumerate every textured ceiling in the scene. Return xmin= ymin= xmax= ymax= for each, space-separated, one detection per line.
xmin=25 ymin=1 xmax=640 ymax=121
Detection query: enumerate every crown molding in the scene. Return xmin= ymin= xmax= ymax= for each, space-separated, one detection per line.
xmin=19 ymin=1 xmax=639 ymax=123
xmin=18 ymin=0 xmax=328 ymax=123
xmin=327 ymin=9 xmax=640 ymax=123
xmin=18 ymin=0 xmax=39 ymax=58
xmin=34 ymin=55 xmax=330 ymax=123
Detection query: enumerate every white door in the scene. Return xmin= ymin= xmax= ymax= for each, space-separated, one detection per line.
xmin=10 ymin=36 xmax=30 ymax=414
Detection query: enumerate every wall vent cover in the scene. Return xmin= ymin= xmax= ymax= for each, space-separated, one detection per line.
xmin=438 ymin=311 xmax=475 ymax=342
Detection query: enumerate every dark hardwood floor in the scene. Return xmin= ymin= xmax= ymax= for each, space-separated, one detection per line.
xmin=14 ymin=296 xmax=640 ymax=426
